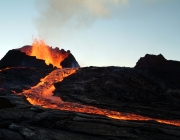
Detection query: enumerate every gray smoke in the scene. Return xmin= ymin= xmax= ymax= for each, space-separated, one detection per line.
xmin=35 ymin=0 xmax=127 ymax=41
xmin=34 ymin=0 xmax=169 ymax=42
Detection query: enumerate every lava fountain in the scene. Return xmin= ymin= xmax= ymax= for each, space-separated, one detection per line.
xmin=19 ymin=39 xmax=70 ymax=68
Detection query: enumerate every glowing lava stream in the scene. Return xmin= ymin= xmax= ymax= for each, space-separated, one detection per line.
xmin=20 ymin=69 xmax=180 ymax=127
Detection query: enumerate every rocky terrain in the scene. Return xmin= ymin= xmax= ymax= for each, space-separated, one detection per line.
xmin=0 ymin=67 xmax=53 ymax=94
xmin=0 ymin=53 xmax=180 ymax=140
xmin=0 ymin=50 xmax=53 ymax=69
xmin=135 ymin=54 xmax=180 ymax=88
xmin=54 ymin=66 xmax=180 ymax=119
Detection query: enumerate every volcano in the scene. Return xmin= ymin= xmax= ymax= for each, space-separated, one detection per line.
xmin=18 ymin=39 xmax=80 ymax=68
xmin=0 ymin=44 xmax=180 ymax=140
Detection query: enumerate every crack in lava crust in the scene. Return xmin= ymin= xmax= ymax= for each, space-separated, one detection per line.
xmin=20 ymin=68 xmax=180 ymax=127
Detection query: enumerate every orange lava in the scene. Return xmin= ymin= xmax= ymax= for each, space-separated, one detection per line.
xmin=19 ymin=68 xmax=180 ymax=127
xmin=20 ymin=39 xmax=69 ymax=68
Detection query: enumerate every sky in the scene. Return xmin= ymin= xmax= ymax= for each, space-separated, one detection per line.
xmin=0 ymin=0 xmax=180 ymax=67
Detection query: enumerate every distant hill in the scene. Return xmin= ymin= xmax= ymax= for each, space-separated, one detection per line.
xmin=134 ymin=54 xmax=180 ymax=88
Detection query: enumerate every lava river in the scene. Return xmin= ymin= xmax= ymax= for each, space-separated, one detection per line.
xmin=20 ymin=68 xmax=180 ymax=127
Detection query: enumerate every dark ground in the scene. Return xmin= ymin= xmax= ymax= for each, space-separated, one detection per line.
xmin=0 ymin=54 xmax=180 ymax=139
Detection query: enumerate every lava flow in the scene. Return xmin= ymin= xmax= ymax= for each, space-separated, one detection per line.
xmin=19 ymin=39 xmax=69 ymax=68
xmin=19 ymin=68 xmax=180 ymax=127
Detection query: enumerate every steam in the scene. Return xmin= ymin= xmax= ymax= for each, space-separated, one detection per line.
xmin=35 ymin=0 xmax=127 ymax=41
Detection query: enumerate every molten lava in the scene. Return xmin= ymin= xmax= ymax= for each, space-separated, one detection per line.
xmin=18 ymin=68 xmax=180 ymax=127
xmin=20 ymin=39 xmax=69 ymax=68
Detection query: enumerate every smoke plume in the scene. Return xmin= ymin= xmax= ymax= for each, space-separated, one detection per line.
xmin=35 ymin=0 xmax=127 ymax=41
xmin=35 ymin=0 xmax=169 ymax=42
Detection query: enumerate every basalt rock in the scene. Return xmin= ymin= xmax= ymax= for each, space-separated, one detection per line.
xmin=0 ymin=67 xmax=53 ymax=93
xmin=60 ymin=53 xmax=80 ymax=68
xmin=0 ymin=106 xmax=180 ymax=140
xmin=0 ymin=97 xmax=14 ymax=109
xmin=135 ymin=54 xmax=180 ymax=88
xmin=0 ymin=50 xmax=52 ymax=69
xmin=54 ymin=66 xmax=180 ymax=119
xmin=0 ymin=53 xmax=180 ymax=139
xmin=134 ymin=54 xmax=167 ymax=68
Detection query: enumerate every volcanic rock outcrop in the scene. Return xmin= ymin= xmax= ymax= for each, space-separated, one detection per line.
xmin=0 ymin=50 xmax=52 ymax=69
xmin=60 ymin=53 xmax=80 ymax=68
xmin=135 ymin=54 xmax=180 ymax=88
xmin=0 ymin=67 xmax=53 ymax=93
xmin=54 ymin=66 xmax=180 ymax=119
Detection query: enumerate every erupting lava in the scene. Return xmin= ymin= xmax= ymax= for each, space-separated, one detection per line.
xmin=19 ymin=68 xmax=180 ymax=127
xmin=13 ymin=40 xmax=180 ymax=127
xmin=20 ymin=39 xmax=69 ymax=68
